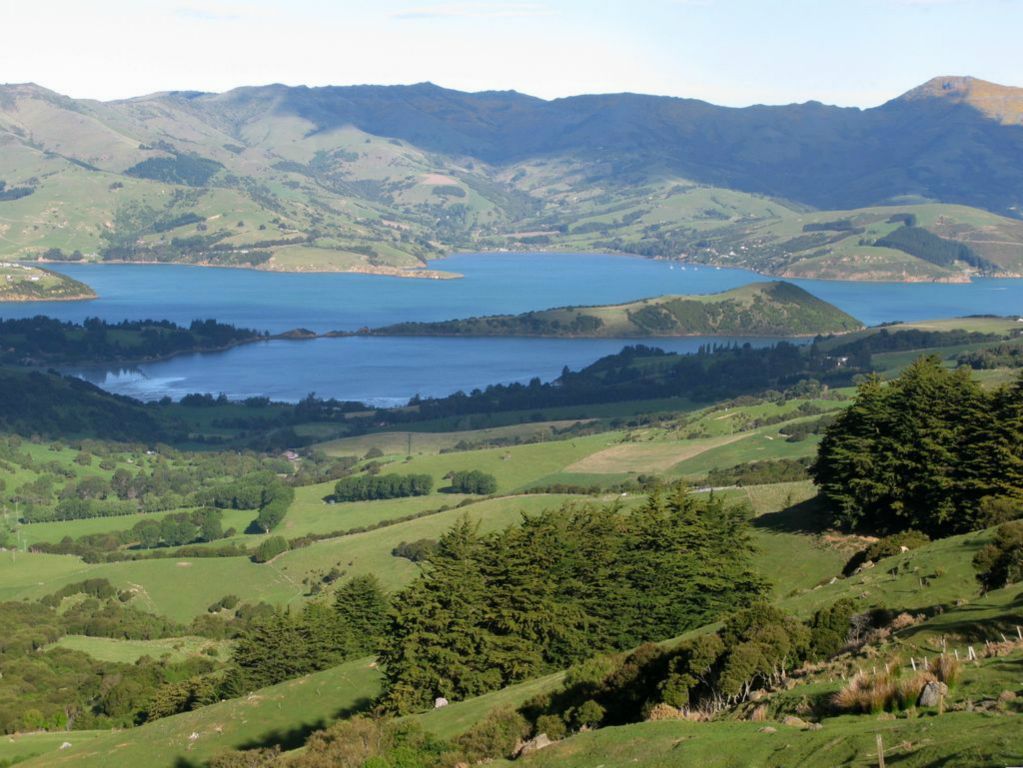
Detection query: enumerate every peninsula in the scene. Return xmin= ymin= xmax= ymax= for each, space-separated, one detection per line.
xmin=356 ymin=281 xmax=864 ymax=338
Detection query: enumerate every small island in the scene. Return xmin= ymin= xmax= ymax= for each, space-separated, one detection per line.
xmin=0 ymin=262 xmax=96 ymax=302
xmin=357 ymin=281 xmax=864 ymax=338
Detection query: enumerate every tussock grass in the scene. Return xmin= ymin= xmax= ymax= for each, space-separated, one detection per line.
xmin=833 ymin=655 xmax=962 ymax=713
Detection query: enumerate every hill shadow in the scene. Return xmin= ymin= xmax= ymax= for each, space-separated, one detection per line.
xmin=895 ymin=589 xmax=1023 ymax=644
xmin=751 ymin=496 xmax=831 ymax=535
xmin=235 ymin=697 xmax=374 ymax=752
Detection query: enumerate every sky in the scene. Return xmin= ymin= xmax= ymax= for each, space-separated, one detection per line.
xmin=2 ymin=0 xmax=1021 ymax=107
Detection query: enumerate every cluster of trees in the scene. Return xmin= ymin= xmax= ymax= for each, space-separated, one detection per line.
xmin=378 ymin=490 xmax=765 ymax=713
xmin=371 ymin=309 xmax=605 ymax=337
xmin=198 ymin=472 xmax=294 ymax=532
xmin=826 ymin=327 xmax=999 ymax=369
xmin=521 ymin=600 xmax=856 ymax=734
xmin=445 ymin=469 xmax=498 ymax=494
xmin=0 ymin=180 xmax=34 ymax=201
xmin=779 ymin=413 xmax=837 ymax=442
xmin=124 ymin=153 xmax=223 ymax=187
xmin=40 ymin=247 xmax=86 ymax=261
xmin=252 ymin=535 xmax=289 ymax=563
xmin=391 ymin=538 xmax=437 ymax=563
xmin=812 ymin=358 xmax=1023 ymax=536
xmin=377 ymin=341 xmax=854 ymax=426
xmin=222 ymin=596 xmax=862 ymax=767
xmin=803 ymin=218 xmax=862 ymax=233
xmin=875 ymin=225 xmax=994 ymax=271
xmin=957 ymin=343 xmax=1023 ymax=370
xmin=11 ymin=446 xmax=292 ymax=531
xmin=228 ymin=576 xmax=388 ymax=691
xmin=0 ymin=370 xmax=171 ymax=443
xmin=132 ymin=508 xmax=227 ymax=548
xmin=0 ymin=572 xmax=368 ymax=733
xmin=332 ymin=473 xmax=434 ymax=502
xmin=0 ymin=316 xmax=265 ymax=366
xmin=0 ymin=581 xmax=220 ymax=732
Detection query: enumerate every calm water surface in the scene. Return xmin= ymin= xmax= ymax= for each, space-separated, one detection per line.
xmin=4 ymin=253 xmax=1022 ymax=404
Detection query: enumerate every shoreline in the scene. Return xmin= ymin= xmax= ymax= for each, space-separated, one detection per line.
xmin=31 ymin=257 xmax=464 ymax=281
xmin=0 ymin=292 xmax=96 ymax=304
xmin=21 ymin=250 xmax=1023 ymax=286
xmin=338 ymin=327 xmax=864 ymax=341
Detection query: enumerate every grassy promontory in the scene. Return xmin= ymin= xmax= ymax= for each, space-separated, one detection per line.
xmin=0 ymin=263 xmax=95 ymax=302
xmin=359 ymin=281 xmax=863 ymax=338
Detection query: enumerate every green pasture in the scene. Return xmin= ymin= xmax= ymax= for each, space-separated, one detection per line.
xmin=49 ymin=635 xmax=231 ymax=664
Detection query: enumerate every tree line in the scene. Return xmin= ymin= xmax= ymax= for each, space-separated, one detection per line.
xmin=332 ymin=473 xmax=434 ymax=502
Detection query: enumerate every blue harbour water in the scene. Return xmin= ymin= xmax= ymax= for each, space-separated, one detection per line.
xmin=4 ymin=253 xmax=1022 ymax=404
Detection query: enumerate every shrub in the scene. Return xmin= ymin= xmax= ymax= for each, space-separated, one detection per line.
xmin=807 ymin=598 xmax=856 ymax=658
xmin=973 ymin=520 xmax=1023 ymax=592
xmin=534 ymin=714 xmax=567 ymax=740
xmin=391 ymin=538 xmax=437 ymax=563
xmin=453 ymin=709 xmax=530 ymax=763
xmin=975 ymin=495 xmax=1023 ymax=527
xmin=572 ymin=699 xmax=606 ymax=729
xmin=208 ymin=747 xmax=282 ymax=767
xmin=252 ymin=536 xmax=289 ymax=563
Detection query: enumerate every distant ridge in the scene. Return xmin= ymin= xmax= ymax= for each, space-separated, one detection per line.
xmin=896 ymin=75 xmax=1023 ymax=125
xmin=1 ymin=76 xmax=1022 ymax=281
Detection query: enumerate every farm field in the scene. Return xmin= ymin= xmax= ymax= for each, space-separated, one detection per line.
xmin=0 ymin=552 xmax=300 ymax=622
xmin=315 ymin=419 xmax=591 ymax=457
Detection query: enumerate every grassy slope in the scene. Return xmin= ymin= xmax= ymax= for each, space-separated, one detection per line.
xmin=509 ymin=712 xmax=1023 ymax=768
xmin=8 ymin=332 xmax=1012 ymax=624
xmin=20 ymin=493 xmax=1015 ymax=768
xmin=0 ymin=263 xmax=95 ymax=301
xmin=6 ymin=348 xmax=1023 ymax=766
xmin=19 ymin=656 xmax=383 ymax=768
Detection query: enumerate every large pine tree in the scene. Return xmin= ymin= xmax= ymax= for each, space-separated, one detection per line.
xmin=377 ymin=517 xmax=504 ymax=713
xmin=333 ymin=574 xmax=389 ymax=654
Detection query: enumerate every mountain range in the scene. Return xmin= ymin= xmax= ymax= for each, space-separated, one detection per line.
xmin=1 ymin=75 xmax=1022 ymax=281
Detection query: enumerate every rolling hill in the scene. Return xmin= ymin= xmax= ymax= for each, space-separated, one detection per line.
xmin=1 ymin=77 xmax=1023 ymax=282
xmin=361 ymin=281 xmax=863 ymax=338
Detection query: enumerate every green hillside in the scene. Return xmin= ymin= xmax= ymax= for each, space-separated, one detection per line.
xmin=0 ymin=263 xmax=94 ymax=302
xmin=364 ymin=282 xmax=863 ymax=338
xmin=1 ymin=317 xmax=1023 ymax=767
xmin=1 ymin=79 xmax=1023 ymax=283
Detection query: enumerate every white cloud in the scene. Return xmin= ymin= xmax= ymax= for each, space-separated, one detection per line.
xmin=392 ymin=2 xmax=553 ymax=20
xmin=174 ymin=7 xmax=240 ymax=22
